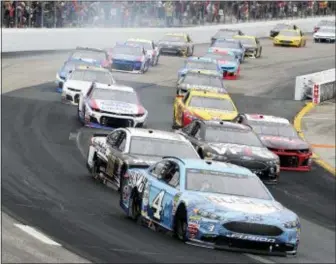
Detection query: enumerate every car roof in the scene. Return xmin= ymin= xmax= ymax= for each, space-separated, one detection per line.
xmin=280 ymin=29 xmax=300 ymax=33
xmin=208 ymin=49 xmax=236 ymax=56
xmin=188 ymin=57 xmax=217 ymax=63
xmin=186 ymin=69 xmax=221 ymax=77
xmin=244 ymin=114 xmax=290 ymax=124
xmin=126 ymin=128 xmax=189 ymax=141
xmin=95 ymin=84 xmax=134 ymax=92
xmin=189 ymin=89 xmax=231 ymax=98
xmin=202 ymin=120 xmax=251 ymax=131
xmin=166 ymin=158 xmax=253 ymax=175
xmin=215 ymin=38 xmax=240 ymax=43
xmin=233 ymin=35 xmax=255 ymax=40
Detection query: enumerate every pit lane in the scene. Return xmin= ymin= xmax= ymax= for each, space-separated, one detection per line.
xmin=2 ymin=37 xmax=335 ymax=263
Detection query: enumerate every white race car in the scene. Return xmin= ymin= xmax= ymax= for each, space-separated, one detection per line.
xmin=61 ymin=66 xmax=116 ymax=105
xmin=77 ymin=82 xmax=148 ymax=129
xmin=125 ymin=38 xmax=160 ymax=66
xmin=313 ymin=26 xmax=335 ymax=43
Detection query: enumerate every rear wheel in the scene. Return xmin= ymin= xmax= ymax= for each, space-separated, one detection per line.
xmin=129 ymin=191 xmax=141 ymax=221
xmin=91 ymin=158 xmax=101 ymax=180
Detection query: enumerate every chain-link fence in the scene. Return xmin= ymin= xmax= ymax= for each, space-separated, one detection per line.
xmin=2 ymin=1 xmax=335 ymax=28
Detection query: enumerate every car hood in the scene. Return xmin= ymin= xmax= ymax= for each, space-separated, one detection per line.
xmin=184 ymin=192 xmax=297 ymax=223
xmin=275 ymin=36 xmax=301 ymax=41
xmin=314 ymin=32 xmax=335 ymax=37
xmin=64 ymin=80 xmax=92 ymax=90
xmin=189 ymin=107 xmax=238 ymax=121
xmin=94 ymin=99 xmax=139 ymax=115
xmin=179 ymin=83 xmax=226 ymax=93
xmin=217 ymin=60 xmax=238 ymax=67
xmin=112 ymin=54 xmax=140 ymax=61
xmin=206 ymin=142 xmax=278 ymax=160
xmin=259 ymin=135 xmax=310 ymax=150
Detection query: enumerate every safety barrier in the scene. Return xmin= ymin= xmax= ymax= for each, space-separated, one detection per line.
xmin=2 ymin=16 xmax=334 ymax=53
xmin=295 ymin=68 xmax=336 ymax=104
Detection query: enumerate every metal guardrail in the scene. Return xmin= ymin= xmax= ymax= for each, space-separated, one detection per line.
xmin=2 ymin=1 xmax=335 ymax=28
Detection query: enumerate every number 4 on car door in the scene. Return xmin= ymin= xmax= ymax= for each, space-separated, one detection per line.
xmin=151 ymin=190 xmax=165 ymax=220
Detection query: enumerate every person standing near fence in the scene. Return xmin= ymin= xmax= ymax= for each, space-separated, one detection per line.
xmin=164 ymin=1 xmax=173 ymax=27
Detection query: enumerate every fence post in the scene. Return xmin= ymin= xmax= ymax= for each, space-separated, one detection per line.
xmin=15 ymin=1 xmax=18 ymax=28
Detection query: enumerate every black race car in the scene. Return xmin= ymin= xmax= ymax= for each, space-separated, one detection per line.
xmin=269 ymin=23 xmax=298 ymax=38
xmin=175 ymin=120 xmax=280 ymax=184
xmin=157 ymin=33 xmax=194 ymax=57
xmin=86 ymin=128 xmax=200 ymax=189
xmin=236 ymin=113 xmax=312 ymax=172
xmin=210 ymin=28 xmax=244 ymax=45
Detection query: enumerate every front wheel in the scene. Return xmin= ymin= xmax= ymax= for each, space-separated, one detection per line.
xmin=258 ymin=47 xmax=262 ymax=58
xmin=174 ymin=207 xmax=188 ymax=242
xmin=91 ymin=158 xmax=101 ymax=180
xmin=129 ymin=191 xmax=141 ymax=221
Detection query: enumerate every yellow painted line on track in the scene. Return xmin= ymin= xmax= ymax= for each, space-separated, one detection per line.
xmin=293 ymin=102 xmax=336 ymax=176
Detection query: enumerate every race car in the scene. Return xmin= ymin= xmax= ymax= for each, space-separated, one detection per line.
xmin=176 ymin=120 xmax=280 ymax=184
xmin=176 ymin=69 xmax=226 ymax=96
xmin=158 ymin=33 xmax=194 ymax=57
xmin=125 ymin=38 xmax=160 ymax=66
xmin=269 ymin=23 xmax=298 ymax=38
xmin=204 ymin=50 xmax=240 ymax=80
xmin=236 ymin=114 xmax=313 ymax=171
xmin=233 ymin=35 xmax=262 ymax=58
xmin=77 ymin=82 xmax=148 ymax=129
xmin=210 ymin=38 xmax=245 ymax=63
xmin=177 ymin=57 xmax=221 ymax=80
xmin=172 ymin=89 xmax=238 ymax=128
xmin=273 ymin=29 xmax=307 ymax=47
xmin=55 ymin=59 xmax=99 ymax=92
xmin=67 ymin=47 xmax=111 ymax=68
xmin=61 ymin=66 xmax=116 ymax=105
xmin=86 ymin=128 xmax=200 ymax=188
xmin=313 ymin=26 xmax=335 ymax=43
xmin=110 ymin=43 xmax=151 ymax=73
xmin=210 ymin=28 xmax=244 ymax=45
xmin=313 ymin=19 xmax=336 ymax=33
xmin=120 ymin=157 xmax=300 ymax=256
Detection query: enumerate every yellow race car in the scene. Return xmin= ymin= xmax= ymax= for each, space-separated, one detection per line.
xmin=172 ymin=89 xmax=238 ymax=129
xmin=273 ymin=29 xmax=307 ymax=47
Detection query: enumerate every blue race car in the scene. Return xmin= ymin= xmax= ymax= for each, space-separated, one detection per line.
xmin=67 ymin=47 xmax=111 ymax=68
xmin=110 ymin=43 xmax=151 ymax=74
xmin=210 ymin=39 xmax=246 ymax=63
xmin=120 ymin=157 xmax=301 ymax=256
xmin=177 ymin=57 xmax=221 ymax=80
xmin=203 ymin=50 xmax=240 ymax=80
xmin=55 ymin=59 xmax=99 ymax=92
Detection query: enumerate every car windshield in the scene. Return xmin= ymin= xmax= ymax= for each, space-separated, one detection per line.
xmin=249 ymin=122 xmax=299 ymax=138
xmin=185 ymin=169 xmax=272 ymax=200
xmin=113 ymin=46 xmax=143 ymax=56
xmin=71 ymin=50 xmax=106 ymax=61
xmin=162 ymin=35 xmax=186 ymax=42
xmin=213 ymin=40 xmax=240 ymax=49
xmin=237 ymin=38 xmax=256 ymax=46
xmin=182 ymin=74 xmax=223 ymax=87
xmin=319 ymin=27 xmax=335 ymax=33
xmin=214 ymin=31 xmax=237 ymax=38
xmin=91 ymin=89 xmax=138 ymax=104
xmin=205 ymin=127 xmax=263 ymax=147
xmin=126 ymin=41 xmax=152 ymax=50
xmin=129 ymin=137 xmax=199 ymax=158
xmin=69 ymin=70 xmax=115 ymax=84
xmin=189 ymin=96 xmax=236 ymax=111
xmin=280 ymin=30 xmax=299 ymax=37
xmin=204 ymin=53 xmax=236 ymax=62
xmin=185 ymin=61 xmax=218 ymax=71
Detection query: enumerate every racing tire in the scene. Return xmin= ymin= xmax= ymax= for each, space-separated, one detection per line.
xmin=155 ymin=55 xmax=160 ymax=66
xmin=129 ymin=191 xmax=141 ymax=221
xmin=91 ymin=158 xmax=101 ymax=181
xmin=257 ymin=47 xmax=262 ymax=58
xmin=174 ymin=206 xmax=188 ymax=242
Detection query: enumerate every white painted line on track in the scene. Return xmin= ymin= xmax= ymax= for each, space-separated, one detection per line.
xmin=14 ymin=224 xmax=62 ymax=246
xmin=244 ymin=253 xmax=276 ymax=264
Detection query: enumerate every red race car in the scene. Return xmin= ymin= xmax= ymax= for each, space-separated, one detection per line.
xmin=236 ymin=113 xmax=312 ymax=172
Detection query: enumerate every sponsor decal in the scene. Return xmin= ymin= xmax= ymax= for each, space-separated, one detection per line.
xmin=122 ymin=185 xmax=130 ymax=201
xmin=226 ymin=233 xmax=276 ymax=243
xmin=172 ymin=193 xmax=181 ymax=215
xmin=188 ymin=222 xmax=199 ymax=238
xmin=130 ymin=171 xmax=147 ymax=193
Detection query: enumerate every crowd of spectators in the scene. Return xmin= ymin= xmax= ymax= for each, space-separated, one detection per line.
xmin=2 ymin=1 xmax=335 ymax=28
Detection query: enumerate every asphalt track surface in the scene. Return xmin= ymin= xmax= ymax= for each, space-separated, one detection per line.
xmin=2 ymin=37 xmax=336 ymax=263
